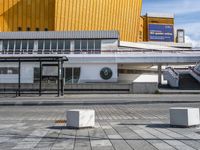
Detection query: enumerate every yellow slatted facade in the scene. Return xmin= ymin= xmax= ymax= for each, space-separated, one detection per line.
xmin=0 ymin=0 xmax=55 ymax=31
xmin=0 ymin=0 xmax=142 ymax=42
xmin=54 ymin=0 xmax=142 ymax=42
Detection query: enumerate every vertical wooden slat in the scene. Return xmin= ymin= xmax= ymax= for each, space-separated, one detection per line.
xmin=0 ymin=0 xmax=4 ymax=31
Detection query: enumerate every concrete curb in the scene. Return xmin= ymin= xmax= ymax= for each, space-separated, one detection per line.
xmin=1 ymin=100 xmax=200 ymax=106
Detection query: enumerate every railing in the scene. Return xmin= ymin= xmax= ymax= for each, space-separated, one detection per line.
xmin=163 ymin=67 xmax=179 ymax=88
xmin=0 ymin=49 xmax=200 ymax=55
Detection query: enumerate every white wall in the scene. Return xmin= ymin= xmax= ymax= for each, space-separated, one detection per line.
xmin=0 ymin=62 xmax=118 ymax=84
xmin=64 ymin=63 xmax=118 ymax=83
xmin=101 ymin=40 xmax=118 ymax=50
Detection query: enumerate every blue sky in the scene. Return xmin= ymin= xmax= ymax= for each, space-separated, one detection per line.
xmin=142 ymin=0 xmax=200 ymax=47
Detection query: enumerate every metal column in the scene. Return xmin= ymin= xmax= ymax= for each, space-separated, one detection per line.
xmin=18 ymin=59 xmax=21 ymax=96
xmin=61 ymin=60 xmax=64 ymax=96
xmin=57 ymin=59 xmax=60 ymax=97
xmin=158 ymin=64 xmax=162 ymax=86
xmin=39 ymin=59 xmax=42 ymax=96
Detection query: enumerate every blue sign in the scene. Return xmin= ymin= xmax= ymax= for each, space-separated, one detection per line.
xmin=149 ymin=24 xmax=174 ymax=42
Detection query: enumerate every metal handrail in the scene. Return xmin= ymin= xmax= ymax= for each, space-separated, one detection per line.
xmin=0 ymin=49 xmax=200 ymax=55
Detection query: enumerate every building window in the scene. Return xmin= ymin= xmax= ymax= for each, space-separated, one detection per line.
xmin=81 ymin=40 xmax=87 ymax=51
xmin=75 ymin=40 xmax=101 ymax=54
xmin=0 ymin=67 xmax=19 ymax=74
xmin=57 ymin=40 xmax=64 ymax=54
xmin=15 ymin=40 xmax=21 ymax=54
xmin=74 ymin=68 xmax=81 ymax=83
xmin=88 ymin=40 xmax=95 ymax=54
xmin=8 ymin=40 xmax=15 ymax=54
xmin=2 ymin=40 xmax=8 ymax=54
xmin=95 ymin=40 xmax=101 ymax=53
xmin=65 ymin=68 xmax=80 ymax=84
xmin=34 ymin=68 xmax=40 ymax=82
xmin=28 ymin=40 xmax=34 ymax=54
xmin=38 ymin=40 xmax=44 ymax=54
xmin=88 ymin=40 xmax=95 ymax=50
xmin=22 ymin=40 xmax=28 ymax=53
xmin=44 ymin=40 xmax=51 ymax=54
xmin=74 ymin=40 xmax=81 ymax=54
xmin=51 ymin=40 xmax=57 ymax=53
xmin=64 ymin=40 xmax=70 ymax=54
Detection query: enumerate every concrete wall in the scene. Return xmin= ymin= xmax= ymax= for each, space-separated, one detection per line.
xmin=101 ymin=40 xmax=118 ymax=50
xmin=132 ymin=82 xmax=158 ymax=94
xmin=64 ymin=63 xmax=118 ymax=83
xmin=0 ymin=82 xmax=158 ymax=94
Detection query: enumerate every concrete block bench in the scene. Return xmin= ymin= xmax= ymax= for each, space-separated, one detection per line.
xmin=66 ymin=109 xmax=95 ymax=129
xmin=170 ymin=107 xmax=200 ymax=127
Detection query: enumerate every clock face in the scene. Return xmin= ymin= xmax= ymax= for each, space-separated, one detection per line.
xmin=100 ymin=67 xmax=113 ymax=80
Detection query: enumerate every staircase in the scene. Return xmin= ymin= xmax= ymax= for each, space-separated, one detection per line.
xmin=179 ymin=74 xmax=200 ymax=90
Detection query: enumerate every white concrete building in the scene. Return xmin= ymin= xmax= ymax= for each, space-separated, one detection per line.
xmin=0 ymin=31 xmax=199 ymax=95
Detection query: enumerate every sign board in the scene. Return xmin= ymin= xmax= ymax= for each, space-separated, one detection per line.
xmin=148 ymin=24 xmax=174 ymax=42
xmin=42 ymin=66 xmax=58 ymax=77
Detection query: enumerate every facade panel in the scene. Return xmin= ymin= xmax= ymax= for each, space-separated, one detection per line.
xmin=0 ymin=0 xmax=55 ymax=32
xmin=54 ymin=0 xmax=142 ymax=42
xmin=0 ymin=0 xmax=142 ymax=42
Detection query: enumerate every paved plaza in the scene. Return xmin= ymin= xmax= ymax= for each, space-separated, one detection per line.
xmin=1 ymin=95 xmax=200 ymax=150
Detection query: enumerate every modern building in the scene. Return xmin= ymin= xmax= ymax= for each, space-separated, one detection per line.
xmin=0 ymin=1 xmax=198 ymax=95
xmin=0 ymin=30 xmax=199 ymax=95
xmin=0 ymin=0 xmax=142 ymax=42
xmin=142 ymin=13 xmax=174 ymax=42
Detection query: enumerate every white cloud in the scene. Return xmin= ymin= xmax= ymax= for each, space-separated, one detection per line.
xmin=176 ymin=22 xmax=200 ymax=47
xmin=185 ymin=36 xmax=200 ymax=48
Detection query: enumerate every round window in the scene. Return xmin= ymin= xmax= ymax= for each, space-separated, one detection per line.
xmin=100 ymin=67 xmax=113 ymax=80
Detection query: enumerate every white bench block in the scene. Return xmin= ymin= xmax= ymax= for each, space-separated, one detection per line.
xmin=170 ymin=107 xmax=200 ymax=127
xmin=66 ymin=109 xmax=95 ymax=128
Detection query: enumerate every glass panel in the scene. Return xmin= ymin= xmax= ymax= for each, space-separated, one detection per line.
xmin=2 ymin=40 xmax=8 ymax=54
xmin=0 ymin=68 xmax=7 ymax=74
xmin=44 ymin=40 xmax=50 ymax=54
xmin=28 ymin=40 xmax=34 ymax=54
xmin=38 ymin=40 xmax=43 ymax=54
xmin=8 ymin=40 xmax=14 ymax=54
xmin=51 ymin=40 xmax=57 ymax=53
xmin=81 ymin=40 xmax=87 ymax=51
xmin=73 ymin=68 xmax=80 ymax=83
xmin=65 ymin=68 xmax=73 ymax=84
xmin=34 ymin=68 xmax=40 ymax=83
xmin=15 ymin=40 xmax=21 ymax=54
xmin=88 ymin=40 xmax=94 ymax=54
xmin=12 ymin=68 xmax=19 ymax=74
xmin=74 ymin=40 xmax=81 ymax=54
xmin=22 ymin=40 xmax=28 ymax=53
xmin=58 ymin=40 xmax=64 ymax=54
xmin=95 ymin=40 xmax=101 ymax=51
xmin=0 ymin=67 xmax=18 ymax=74
xmin=64 ymin=40 xmax=70 ymax=54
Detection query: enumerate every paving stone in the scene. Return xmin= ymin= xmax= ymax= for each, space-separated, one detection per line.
xmin=0 ymin=100 xmax=199 ymax=150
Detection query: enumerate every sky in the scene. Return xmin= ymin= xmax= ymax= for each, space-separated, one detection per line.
xmin=142 ymin=0 xmax=200 ymax=47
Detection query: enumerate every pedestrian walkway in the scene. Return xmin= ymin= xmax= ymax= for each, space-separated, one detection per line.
xmin=0 ymin=102 xmax=200 ymax=150
xmin=0 ymin=94 xmax=200 ymax=106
